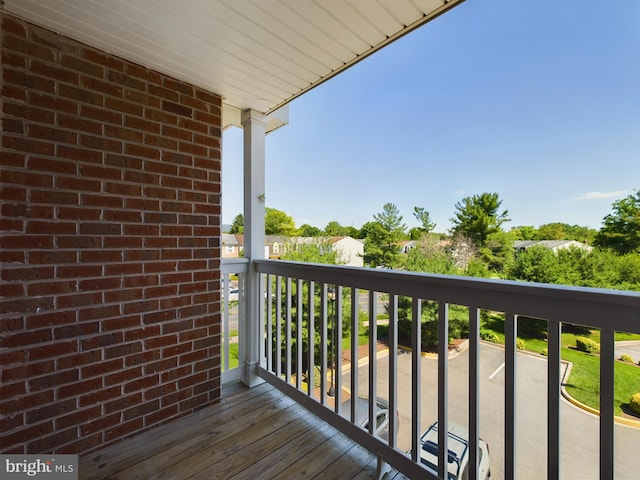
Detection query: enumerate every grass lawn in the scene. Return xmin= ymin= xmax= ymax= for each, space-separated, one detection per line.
xmin=222 ymin=342 xmax=239 ymax=370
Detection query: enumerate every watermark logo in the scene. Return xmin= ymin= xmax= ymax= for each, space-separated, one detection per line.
xmin=1 ymin=455 xmax=78 ymax=479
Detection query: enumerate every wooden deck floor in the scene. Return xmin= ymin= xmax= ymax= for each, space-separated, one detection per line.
xmin=79 ymin=382 xmax=409 ymax=480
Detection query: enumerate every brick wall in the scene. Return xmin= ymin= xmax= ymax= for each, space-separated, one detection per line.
xmin=1 ymin=13 xmax=222 ymax=454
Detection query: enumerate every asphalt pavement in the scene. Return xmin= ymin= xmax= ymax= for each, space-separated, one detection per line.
xmin=342 ymin=342 xmax=640 ymax=480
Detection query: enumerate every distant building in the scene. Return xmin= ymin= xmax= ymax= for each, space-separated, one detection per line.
xmin=224 ymin=235 xmax=364 ymax=267
xmin=514 ymin=240 xmax=593 ymax=253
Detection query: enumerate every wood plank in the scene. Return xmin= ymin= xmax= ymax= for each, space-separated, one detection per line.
xmin=81 ymin=385 xmax=294 ymax=479
xmin=314 ymin=443 xmax=377 ymax=479
xmin=150 ymin=402 xmax=318 ymax=479
xmin=227 ymin=418 xmax=341 ymax=480
xmin=270 ymin=430 xmax=361 ymax=480
xmin=78 ymin=382 xmax=411 ymax=480
xmin=187 ymin=405 xmax=327 ymax=479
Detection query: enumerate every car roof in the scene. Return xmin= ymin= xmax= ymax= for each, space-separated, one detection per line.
xmin=420 ymin=422 xmax=469 ymax=478
xmin=341 ymin=397 xmax=389 ymax=427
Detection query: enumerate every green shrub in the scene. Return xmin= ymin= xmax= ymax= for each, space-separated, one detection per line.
xmin=480 ymin=330 xmax=500 ymax=343
xmin=630 ymin=393 xmax=640 ymax=415
xmin=516 ymin=338 xmax=526 ymax=350
xmin=619 ymin=354 xmax=634 ymax=363
xmin=575 ymin=336 xmax=600 ymax=355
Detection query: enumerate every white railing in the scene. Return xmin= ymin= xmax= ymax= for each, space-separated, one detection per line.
xmin=232 ymin=259 xmax=639 ymax=479
xmin=220 ymin=258 xmax=249 ymax=384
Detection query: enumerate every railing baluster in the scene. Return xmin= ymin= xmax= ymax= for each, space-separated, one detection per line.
xmin=296 ymin=279 xmax=303 ymax=390
xmin=437 ymin=302 xmax=449 ymax=480
xmin=275 ymin=275 xmax=282 ymax=377
xmin=469 ymin=307 xmax=480 ymax=480
xmin=548 ymin=319 xmax=561 ymax=480
xmin=505 ymin=313 xmax=517 ymax=480
xmin=285 ymin=277 xmax=292 ymax=383
xmin=321 ymin=283 xmax=328 ymax=404
xmin=389 ymin=294 xmax=398 ymax=449
xmin=222 ymin=273 xmax=230 ymax=372
xmin=411 ymin=297 xmax=422 ymax=463
xmin=351 ymin=287 xmax=359 ymax=423
xmin=600 ymin=328 xmax=615 ymax=480
xmin=369 ymin=291 xmax=377 ymax=436
xmin=335 ymin=286 xmax=343 ymax=412
xmin=266 ymin=273 xmax=273 ymax=373
xmin=307 ymin=281 xmax=315 ymax=396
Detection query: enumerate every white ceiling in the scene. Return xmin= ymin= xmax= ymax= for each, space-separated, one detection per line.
xmin=4 ymin=0 xmax=464 ymax=128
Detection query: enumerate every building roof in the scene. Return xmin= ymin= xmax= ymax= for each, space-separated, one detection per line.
xmin=4 ymin=0 xmax=465 ymax=130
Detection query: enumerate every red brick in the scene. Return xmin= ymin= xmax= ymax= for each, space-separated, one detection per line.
xmin=105 ymin=418 xmax=144 ymax=442
xmin=81 ymin=360 xmax=124 ymax=381
xmin=58 ymin=83 xmax=103 ymax=106
xmin=81 ymin=193 xmax=124 ymax=208
xmin=27 ymin=280 xmax=77 ymax=296
xmin=27 ymin=156 xmax=77 ymax=175
xmin=4 ymin=68 xmax=55 ymax=93
xmin=56 ymin=292 xmax=102 ymax=309
xmin=54 ymin=322 xmax=100 ymax=340
xmin=78 ymin=305 xmax=121 ymax=322
xmin=57 ymin=145 xmax=102 ymax=163
xmin=80 ymin=104 xmax=123 ymax=124
xmin=57 ymin=405 xmax=102 ymax=429
xmin=79 ymin=386 xmax=122 ymax=408
xmin=124 ymin=374 xmax=159 ymax=393
xmin=105 ymin=366 xmax=142 ymax=386
xmin=80 ymin=412 xmax=122 ymax=436
xmin=56 ymin=351 xmax=102 ymax=370
xmin=28 ymin=427 xmax=79 ymax=453
xmin=104 ymin=392 xmax=142 ymax=415
xmin=83 ymin=48 xmax=125 ymax=71
xmin=30 ymin=92 xmax=78 ymax=115
xmin=0 ymin=329 xmax=52 ymax=348
xmin=4 ymin=102 xmax=53 ymax=124
xmin=26 ymin=310 xmax=76 ymax=329
xmin=30 ymin=189 xmax=78 ymax=205
xmin=81 ymin=332 xmax=123 ymax=351
xmin=31 ymin=60 xmax=79 ymax=84
xmin=26 ymin=399 xmax=76 ymax=424
xmin=105 ymin=97 xmax=143 ymax=116
xmin=56 ymin=177 xmax=102 ymax=192
xmin=29 ymin=369 xmax=79 ymax=391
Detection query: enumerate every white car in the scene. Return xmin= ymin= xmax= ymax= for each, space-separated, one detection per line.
xmin=341 ymin=396 xmax=393 ymax=440
xmin=223 ymin=288 xmax=239 ymax=302
xmin=419 ymin=422 xmax=491 ymax=480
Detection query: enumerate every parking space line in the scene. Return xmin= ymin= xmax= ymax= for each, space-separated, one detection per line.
xmin=489 ymin=362 xmax=505 ymax=380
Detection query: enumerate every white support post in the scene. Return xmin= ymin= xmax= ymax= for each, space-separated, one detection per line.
xmin=241 ymin=109 xmax=267 ymax=387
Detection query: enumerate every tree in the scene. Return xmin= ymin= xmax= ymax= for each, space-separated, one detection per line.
xmin=450 ymin=192 xmax=509 ymax=247
xmin=593 ymin=190 xmax=640 ymax=254
xmin=510 ymin=225 xmax=537 ymax=240
xmin=265 ymin=207 xmax=297 ymax=235
xmin=412 ymin=206 xmax=436 ymax=237
xmin=298 ymin=224 xmax=322 ymax=237
xmin=405 ymin=236 xmax=458 ymax=275
xmin=280 ymin=240 xmax=340 ymax=264
xmin=374 ymin=203 xmax=406 ymax=234
xmin=229 ymin=213 xmax=244 ymax=234
xmin=324 ymin=221 xmax=349 ymax=236
xmin=362 ymin=204 xmax=407 ymax=268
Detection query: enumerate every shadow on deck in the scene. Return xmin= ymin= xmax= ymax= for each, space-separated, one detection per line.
xmin=79 ymin=382 xmax=409 ymax=479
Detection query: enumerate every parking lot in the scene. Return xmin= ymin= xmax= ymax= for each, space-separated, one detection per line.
xmin=343 ymin=343 xmax=640 ymax=479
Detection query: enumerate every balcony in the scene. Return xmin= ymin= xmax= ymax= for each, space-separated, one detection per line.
xmin=217 ymin=258 xmax=640 ymax=480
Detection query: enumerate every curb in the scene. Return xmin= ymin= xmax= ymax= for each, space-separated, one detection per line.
xmin=561 ymin=361 xmax=640 ymax=428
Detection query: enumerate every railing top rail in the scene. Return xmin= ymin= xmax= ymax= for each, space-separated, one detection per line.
xmin=254 ymin=259 xmax=640 ymax=333
xmin=221 ymin=257 xmax=250 ymax=274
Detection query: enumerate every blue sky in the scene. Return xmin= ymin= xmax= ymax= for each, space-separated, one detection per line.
xmin=222 ymin=0 xmax=640 ymax=234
